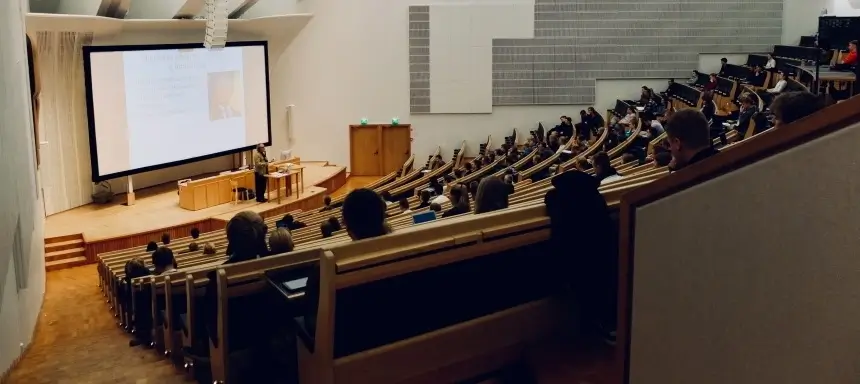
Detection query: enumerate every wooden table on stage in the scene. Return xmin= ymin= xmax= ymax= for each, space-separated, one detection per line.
xmin=264 ymin=166 xmax=305 ymax=204
xmin=790 ymin=64 xmax=856 ymax=95
xmin=178 ymin=169 xmax=255 ymax=211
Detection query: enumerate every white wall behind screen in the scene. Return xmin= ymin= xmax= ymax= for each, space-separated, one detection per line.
xmin=429 ymin=3 xmax=533 ymax=114
xmin=829 ymin=0 xmax=860 ymax=15
xmin=783 ymin=0 xmax=827 ymax=44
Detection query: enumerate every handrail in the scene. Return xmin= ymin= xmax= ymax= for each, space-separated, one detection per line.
xmin=616 ymin=94 xmax=860 ymax=380
xmin=454 ymin=140 xmax=466 ymax=168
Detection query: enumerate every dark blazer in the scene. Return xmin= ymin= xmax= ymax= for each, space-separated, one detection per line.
xmin=442 ymin=204 xmax=470 ymax=218
xmin=736 ymin=105 xmax=759 ymax=135
xmin=747 ymin=72 xmax=766 ymax=87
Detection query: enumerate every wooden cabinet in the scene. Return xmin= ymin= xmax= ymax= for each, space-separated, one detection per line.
xmin=349 ymin=124 xmax=411 ymax=176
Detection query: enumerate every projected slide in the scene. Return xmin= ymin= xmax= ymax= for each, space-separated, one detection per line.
xmin=84 ymin=42 xmax=271 ymax=181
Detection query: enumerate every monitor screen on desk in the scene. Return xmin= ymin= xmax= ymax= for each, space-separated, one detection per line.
xmin=83 ymin=41 xmax=273 ymax=181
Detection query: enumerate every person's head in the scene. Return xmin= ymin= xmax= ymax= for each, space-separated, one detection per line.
xmin=323 ymin=195 xmax=331 ymax=206
xmin=668 ymin=78 xmax=675 ymax=85
xmin=474 ymin=177 xmax=510 ymax=214
xmin=753 ymin=64 xmax=761 ymax=73
xmin=256 ymin=143 xmax=265 ymax=153
xmin=282 ymin=214 xmax=295 ymax=226
xmin=429 ymin=202 xmax=442 ymax=212
xmin=268 ymin=227 xmax=294 ymax=255
xmin=654 ymin=151 xmax=672 ymax=167
xmin=592 ymin=152 xmax=612 ymax=174
xmin=188 ymin=242 xmax=200 ymax=252
xmin=575 ymin=158 xmax=592 ymax=171
xmin=190 ymin=227 xmax=200 ymax=240
xmin=468 ymin=180 xmax=479 ymax=200
xmin=160 ymin=233 xmax=170 ymax=245
xmin=419 ymin=189 xmax=431 ymax=204
xmin=125 ymin=257 xmax=150 ymax=281
xmin=777 ymin=70 xmax=786 ymax=80
xmin=464 ymin=162 xmax=473 ymax=172
xmin=587 ymin=107 xmax=596 ymax=115
xmin=342 ymin=188 xmax=389 ymax=240
xmin=579 ymin=109 xmax=586 ymax=117
xmin=850 ymin=40 xmax=858 ymax=52
xmin=768 ymin=53 xmax=774 ymax=60
xmin=210 ymin=71 xmax=236 ymax=104
xmin=320 ymin=222 xmax=334 ymax=238
xmin=453 ymin=168 xmax=464 ymax=178
xmin=226 ymin=211 xmax=267 ymax=261
xmin=504 ymin=174 xmax=513 ymax=184
xmin=720 ymin=57 xmax=727 ymax=64
xmin=533 ymin=153 xmax=542 ymax=164
xmin=627 ymin=106 xmax=635 ymax=115
xmin=152 ymin=246 xmax=175 ymax=274
xmin=666 ymin=108 xmax=712 ymax=167
xmin=435 ymin=154 xmax=443 ymax=161
xmin=380 ymin=191 xmax=392 ymax=202
xmin=327 ymin=217 xmax=341 ymax=231
xmin=769 ymin=91 xmax=824 ymax=128
xmin=146 ymin=241 xmax=158 ymax=252
xmin=709 ymin=73 xmax=717 ymax=82
xmin=203 ymin=243 xmax=216 ymax=255
xmin=449 ymin=183 xmax=469 ymax=207
xmin=483 ymin=156 xmax=492 ymax=166
xmin=740 ymin=94 xmax=754 ymax=108
xmin=398 ymin=198 xmax=410 ymax=212
xmin=622 ymin=153 xmax=636 ymax=164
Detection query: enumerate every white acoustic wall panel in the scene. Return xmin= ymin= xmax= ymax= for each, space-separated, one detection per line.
xmin=428 ymin=3 xmax=533 ymax=114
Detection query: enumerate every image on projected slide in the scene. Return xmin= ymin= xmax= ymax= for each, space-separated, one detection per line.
xmin=208 ymin=70 xmax=244 ymax=121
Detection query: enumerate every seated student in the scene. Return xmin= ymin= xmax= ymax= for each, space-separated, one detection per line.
xmin=503 ymin=174 xmax=516 ymax=195
xmin=281 ymin=214 xmax=307 ymax=231
xmin=586 ymin=107 xmax=605 ymax=137
xmin=124 ymin=257 xmax=153 ymax=347
xmin=146 ymin=241 xmax=158 ymax=252
xmin=666 ymin=108 xmax=719 ymax=171
xmin=442 ymin=184 xmax=471 ymax=218
xmin=549 ymin=115 xmax=574 ymax=138
xmin=397 ymin=197 xmax=412 ymax=215
xmin=831 ymin=40 xmax=857 ymax=70
xmin=574 ymin=110 xmax=592 ymax=141
xmin=639 ymin=86 xmax=653 ymax=105
xmin=202 ymin=243 xmax=216 ymax=255
xmin=319 ymin=195 xmax=334 ymax=212
xmin=758 ymin=70 xmax=787 ymax=105
xmin=342 ymin=188 xmax=391 ymax=240
xmin=765 ymin=53 xmax=776 ymax=69
xmin=617 ymin=106 xmax=638 ymax=131
xmin=718 ymin=57 xmax=728 ymax=76
xmin=575 ymin=158 xmax=592 ymax=172
xmin=654 ymin=151 xmax=672 ymax=167
xmin=769 ymin=91 xmax=824 ymax=128
xmin=530 ymin=155 xmax=553 ymax=182
xmin=267 ymin=227 xmax=294 ymax=255
xmin=320 ymin=222 xmax=334 ymax=238
xmin=701 ymin=91 xmax=726 ymax=146
xmin=188 ymin=227 xmax=201 ymax=252
xmin=474 ymin=177 xmax=510 ymax=214
xmin=161 ymin=233 xmax=171 ymax=246
xmin=731 ymin=94 xmax=759 ymax=138
xmin=223 ymin=211 xmax=268 ymax=264
xmin=592 ymin=152 xmax=619 ymax=183
xmin=746 ymin=65 xmax=767 ymax=87
xmin=703 ymin=73 xmax=718 ymax=92
xmin=431 ymin=154 xmax=446 ymax=170
xmin=152 ymin=246 xmax=177 ymax=275
xmin=327 ymin=217 xmax=342 ymax=232
xmin=429 ymin=202 xmax=442 ymax=213
xmin=463 ymin=162 xmax=474 ymax=176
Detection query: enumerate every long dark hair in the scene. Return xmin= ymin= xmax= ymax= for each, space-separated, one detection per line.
xmin=474 ymin=178 xmax=510 ymax=214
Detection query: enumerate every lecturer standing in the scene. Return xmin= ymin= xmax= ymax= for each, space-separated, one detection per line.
xmin=253 ymin=144 xmax=269 ymax=203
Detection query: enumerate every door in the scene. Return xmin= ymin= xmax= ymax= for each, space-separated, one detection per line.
xmin=350 ymin=125 xmax=381 ymax=176
xmin=381 ymin=125 xmax=411 ymax=175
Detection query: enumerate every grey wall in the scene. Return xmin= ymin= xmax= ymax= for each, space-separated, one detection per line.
xmin=0 ymin=0 xmax=47 ymax=376
xmin=409 ymin=0 xmax=782 ymax=110
xmin=631 ymin=122 xmax=860 ymax=383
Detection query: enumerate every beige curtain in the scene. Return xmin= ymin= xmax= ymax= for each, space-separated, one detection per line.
xmin=36 ymin=32 xmax=93 ymax=215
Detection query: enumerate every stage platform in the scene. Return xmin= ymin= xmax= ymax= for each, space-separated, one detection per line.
xmin=45 ymin=162 xmax=347 ymax=249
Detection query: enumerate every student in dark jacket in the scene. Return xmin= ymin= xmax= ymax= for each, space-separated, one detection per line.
xmin=733 ymin=94 xmax=759 ymax=139
xmin=591 ymin=152 xmax=618 ymax=183
xmin=281 ymin=214 xmax=307 ymax=231
xmin=544 ymin=170 xmax=617 ymax=344
xmin=746 ymin=65 xmax=767 ymax=87
xmin=666 ymin=109 xmax=720 ymax=171
xmin=548 ymin=116 xmax=574 ymax=138
xmin=586 ymin=107 xmax=605 ymax=136
xmin=442 ymin=184 xmax=470 ymax=218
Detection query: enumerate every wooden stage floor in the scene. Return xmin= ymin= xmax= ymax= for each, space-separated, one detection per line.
xmin=45 ymin=162 xmax=345 ymax=241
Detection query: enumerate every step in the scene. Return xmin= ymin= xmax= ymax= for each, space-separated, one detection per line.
xmin=45 ymin=247 xmax=86 ymax=262
xmin=44 ymin=233 xmax=83 ymax=245
xmin=45 ymin=256 xmax=89 ymax=272
xmin=45 ymin=238 xmax=84 ymax=253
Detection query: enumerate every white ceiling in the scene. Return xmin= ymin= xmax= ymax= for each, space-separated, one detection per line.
xmin=29 ymin=0 xmax=287 ymax=19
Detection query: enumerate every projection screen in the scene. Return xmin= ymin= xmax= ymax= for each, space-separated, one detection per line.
xmin=83 ymin=41 xmax=272 ymax=181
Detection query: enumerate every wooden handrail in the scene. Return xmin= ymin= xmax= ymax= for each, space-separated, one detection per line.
xmin=616 ymin=94 xmax=860 ymax=381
